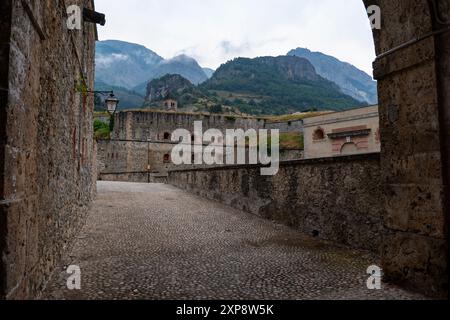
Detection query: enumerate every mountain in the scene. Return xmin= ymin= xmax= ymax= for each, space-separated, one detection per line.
xmin=200 ymin=56 xmax=362 ymax=114
xmin=95 ymin=40 xmax=163 ymax=89
xmin=95 ymin=81 xmax=145 ymax=110
xmin=148 ymin=54 xmax=208 ymax=85
xmin=95 ymin=40 xmax=209 ymax=95
xmin=143 ymin=74 xmax=210 ymax=110
xmin=202 ymin=68 xmax=215 ymax=78
xmin=287 ymin=48 xmax=378 ymax=104
xmin=132 ymin=55 xmax=208 ymax=95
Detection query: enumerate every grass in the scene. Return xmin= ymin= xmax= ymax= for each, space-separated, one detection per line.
xmin=263 ymin=132 xmax=304 ymax=151
xmin=264 ymin=111 xmax=333 ymax=123
xmin=279 ymin=132 xmax=304 ymax=150
xmin=94 ymin=119 xmax=110 ymax=140
xmin=94 ymin=111 xmax=110 ymax=117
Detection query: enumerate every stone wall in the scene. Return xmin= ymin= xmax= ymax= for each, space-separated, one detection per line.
xmin=435 ymin=3 xmax=450 ymax=294
xmin=366 ymin=0 xmax=449 ymax=297
xmin=0 ymin=0 xmax=97 ymax=299
xmin=264 ymin=119 xmax=304 ymax=133
xmin=113 ymin=111 xmax=267 ymax=141
xmin=97 ymin=110 xmax=306 ymax=182
xmin=168 ymin=153 xmax=384 ymax=253
xmin=98 ymin=172 xmax=168 ymax=184
xmin=112 ymin=110 xmax=305 ymax=141
xmin=97 ymin=138 xmax=304 ymax=182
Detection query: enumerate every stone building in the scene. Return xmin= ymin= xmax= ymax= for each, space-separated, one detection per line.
xmin=0 ymin=0 xmax=98 ymax=299
xmin=303 ymin=105 xmax=380 ymax=159
xmin=97 ymin=110 xmax=304 ymax=181
xmin=163 ymin=93 xmax=178 ymax=112
xmin=111 ymin=110 xmax=267 ymax=141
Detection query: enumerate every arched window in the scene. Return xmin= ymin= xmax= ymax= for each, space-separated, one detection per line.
xmin=313 ymin=128 xmax=325 ymax=141
xmin=163 ymin=132 xmax=171 ymax=140
xmin=163 ymin=154 xmax=171 ymax=163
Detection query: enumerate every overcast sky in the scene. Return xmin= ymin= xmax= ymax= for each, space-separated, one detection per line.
xmin=94 ymin=0 xmax=376 ymax=75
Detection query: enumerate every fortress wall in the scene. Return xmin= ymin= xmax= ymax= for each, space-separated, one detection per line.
xmin=112 ymin=111 xmax=267 ymax=141
xmin=168 ymin=153 xmax=383 ymax=253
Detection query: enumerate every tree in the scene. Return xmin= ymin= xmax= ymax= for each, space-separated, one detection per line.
xmin=210 ymin=104 xmax=223 ymax=114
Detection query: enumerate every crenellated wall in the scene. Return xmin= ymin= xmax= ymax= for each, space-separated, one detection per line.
xmin=112 ymin=111 xmax=267 ymax=141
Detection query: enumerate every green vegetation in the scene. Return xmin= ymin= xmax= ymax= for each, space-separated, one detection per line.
xmin=140 ymin=56 xmax=364 ymax=116
xmin=279 ymin=133 xmax=304 ymax=150
xmin=264 ymin=111 xmax=332 ymax=122
xmin=200 ymin=57 xmax=363 ymax=115
xmin=94 ymin=119 xmax=110 ymax=140
xmin=265 ymin=132 xmax=304 ymax=151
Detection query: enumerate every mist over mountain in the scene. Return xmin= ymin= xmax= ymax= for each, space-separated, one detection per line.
xmin=287 ymin=48 xmax=378 ymax=104
xmin=95 ymin=40 xmax=209 ymax=96
xmin=96 ymin=40 xmax=163 ymax=89
xmin=202 ymin=68 xmax=215 ymax=78
xmin=136 ymin=54 xmax=208 ymax=89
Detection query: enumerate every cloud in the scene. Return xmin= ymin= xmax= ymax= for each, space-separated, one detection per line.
xmin=94 ymin=0 xmax=376 ymax=75
xmin=218 ymin=41 xmax=251 ymax=55
xmin=96 ymin=53 xmax=129 ymax=67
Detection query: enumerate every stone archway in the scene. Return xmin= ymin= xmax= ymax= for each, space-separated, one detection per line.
xmin=363 ymin=0 xmax=449 ymax=297
xmin=0 ymin=0 xmax=448 ymax=300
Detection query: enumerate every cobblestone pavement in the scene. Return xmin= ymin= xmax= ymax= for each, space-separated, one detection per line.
xmin=43 ymin=182 xmax=427 ymax=300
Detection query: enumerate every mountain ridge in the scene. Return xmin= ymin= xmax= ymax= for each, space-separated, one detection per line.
xmin=95 ymin=40 xmax=376 ymax=113
xmin=95 ymin=40 xmax=210 ymax=93
xmin=287 ymin=48 xmax=377 ymax=104
xmin=200 ymin=56 xmax=362 ymax=114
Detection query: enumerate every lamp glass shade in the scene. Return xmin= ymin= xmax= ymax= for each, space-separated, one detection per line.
xmin=105 ymin=94 xmax=119 ymax=113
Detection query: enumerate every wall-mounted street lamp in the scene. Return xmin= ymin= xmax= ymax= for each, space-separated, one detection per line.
xmin=87 ymin=90 xmax=120 ymax=133
xmin=83 ymin=8 xmax=106 ymax=26
xmin=104 ymin=93 xmax=120 ymax=115
xmin=87 ymin=90 xmax=120 ymax=114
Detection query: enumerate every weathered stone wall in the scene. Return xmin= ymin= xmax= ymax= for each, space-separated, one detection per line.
xmin=97 ymin=111 xmax=306 ymax=182
xmin=98 ymin=172 xmax=168 ymax=184
xmin=113 ymin=111 xmax=267 ymax=141
xmin=0 ymin=0 xmax=13 ymax=299
xmin=434 ymin=3 xmax=450 ymax=294
xmin=97 ymin=139 xmax=304 ymax=182
xmin=112 ymin=110 xmax=305 ymax=140
xmin=264 ymin=119 xmax=304 ymax=133
xmin=365 ymin=0 xmax=448 ymax=297
xmin=0 ymin=0 xmax=97 ymax=299
xmin=169 ymin=154 xmax=384 ymax=253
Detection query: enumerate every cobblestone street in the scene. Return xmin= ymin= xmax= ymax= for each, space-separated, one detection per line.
xmin=43 ymin=182 xmax=426 ymax=300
